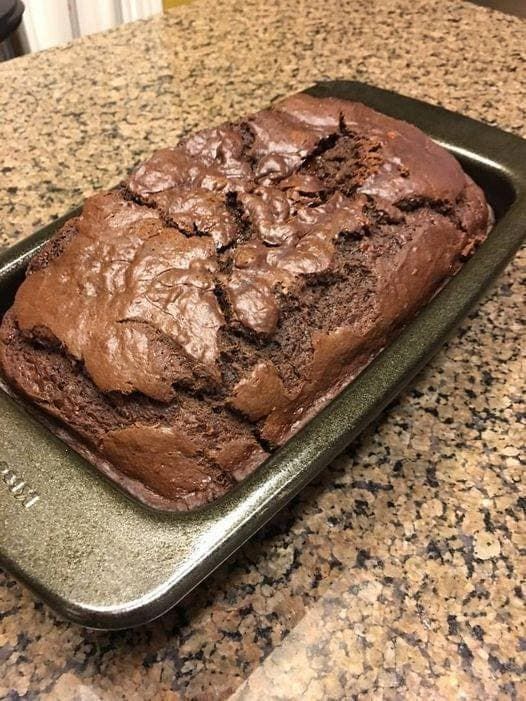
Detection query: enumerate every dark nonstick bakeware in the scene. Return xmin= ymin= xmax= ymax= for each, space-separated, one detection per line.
xmin=0 ymin=81 xmax=524 ymax=629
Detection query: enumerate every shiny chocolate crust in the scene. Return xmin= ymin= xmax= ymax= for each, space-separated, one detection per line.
xmin=0 ymin=94 xmax=490 ymax=510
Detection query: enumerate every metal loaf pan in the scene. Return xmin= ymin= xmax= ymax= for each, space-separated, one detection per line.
xmin=0 ymin=81 xmax=524 ymax=629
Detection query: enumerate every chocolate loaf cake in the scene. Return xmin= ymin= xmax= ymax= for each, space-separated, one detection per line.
xmin=0 ymin=93 xmax=490 ymax=510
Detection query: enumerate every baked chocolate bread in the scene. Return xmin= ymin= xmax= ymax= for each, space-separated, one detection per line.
xmin=0 ymin=93 xmax=490 ymax=509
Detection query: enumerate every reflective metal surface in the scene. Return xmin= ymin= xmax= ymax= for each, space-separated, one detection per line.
xmin=0 ymin=81 xmax=525 ymax=629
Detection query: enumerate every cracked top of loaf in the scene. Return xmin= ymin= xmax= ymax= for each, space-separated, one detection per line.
xmin=0 ymin=93 xmax=490 ymax=509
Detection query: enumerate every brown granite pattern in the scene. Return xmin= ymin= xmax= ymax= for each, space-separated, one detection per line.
xmin=0 ymin=0 xmax=525 ymax=698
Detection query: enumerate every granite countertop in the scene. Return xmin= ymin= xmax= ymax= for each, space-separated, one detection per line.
xmin=0 ymin=0 xmax=524 ymax=698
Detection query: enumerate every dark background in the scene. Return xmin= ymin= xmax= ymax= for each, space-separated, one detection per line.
xmin=468 ymin=0 xmax=526 ymax=17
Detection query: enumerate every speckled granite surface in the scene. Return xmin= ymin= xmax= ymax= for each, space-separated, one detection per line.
xmin=0 ymin=0 xmax=525 ymax=698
